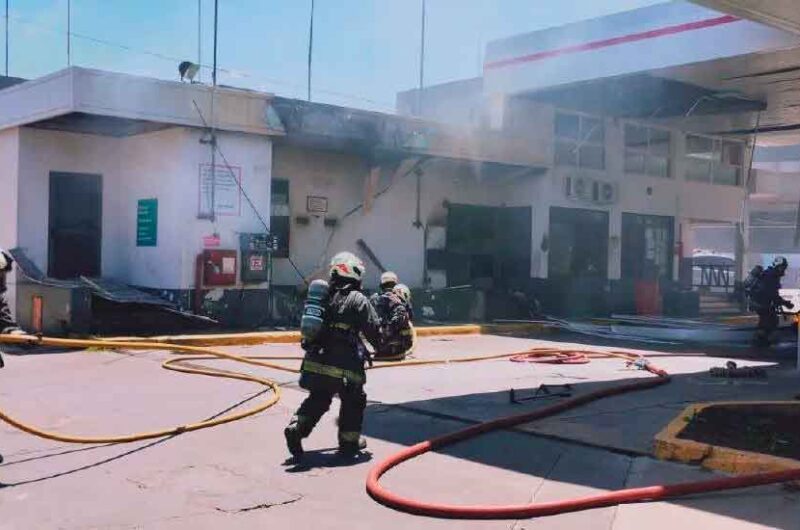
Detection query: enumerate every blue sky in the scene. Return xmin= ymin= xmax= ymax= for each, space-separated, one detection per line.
xmin=7 ymin=0 xmax=662 ymax=112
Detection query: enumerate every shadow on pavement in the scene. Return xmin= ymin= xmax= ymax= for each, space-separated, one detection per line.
xmin=282 ymin=447 xmax=373 ymax=473
xmin=362 ymin=359 xmax=800 ymax=528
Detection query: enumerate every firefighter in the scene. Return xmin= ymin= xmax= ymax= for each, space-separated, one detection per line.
xmin=750 ymin=256 xmax=794 ymax=347
xmin=0 ymin=249 xmax=24 ymax=336
xmin=0 ymin=248 xmax=24 ymax=467
xmin=284 ymin=251 xmax=382 ymax=460
xmin=370 ymin=273 xmax=412 ymax=358
xmin=394 ymin=283 xmax=414 ymax=322
xmin=388 ymin=283 xmax=414 ymax=355
xmin=370 ymin=271 xmax=399 ymax=311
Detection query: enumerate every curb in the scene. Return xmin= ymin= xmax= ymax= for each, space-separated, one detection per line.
xmin=100 ymin=323 xmax=549 ymax=347
xmin=654 ymin=401 xmax=800 ymax=483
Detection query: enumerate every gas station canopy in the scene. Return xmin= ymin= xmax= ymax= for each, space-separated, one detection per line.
xmin=692 ymin=1 xmax=800 ymax=35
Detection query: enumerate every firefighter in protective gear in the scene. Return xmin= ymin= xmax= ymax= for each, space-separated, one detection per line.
xmin=393 ymin=283 xmax=413 ymax=321
xmin=385 ymin=283 xmax=413 ymax=357
xmin=370 ymin=273 xmax=412 ymax=358
xmin=284 ymin=252 xmax=382 ymax=460
xmin=751 ymin=256 xmax=794 ymax=347
xmin=0 ymin=249 xmax=24 ymax=336
xmin=369 ymin=271 xmax=398 ymax=320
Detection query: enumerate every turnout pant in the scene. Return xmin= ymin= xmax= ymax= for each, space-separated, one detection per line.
xmin=291 ymin=382 xmax=367 ymax=447
xmin=755 ymin=309 xmax=778 ymax=345
xmin=0 ymin=291 xmax=17 ymax=334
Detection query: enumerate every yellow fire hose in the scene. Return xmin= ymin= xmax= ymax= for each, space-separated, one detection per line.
xmin=0 ymin=330 xmax=636 ymax=446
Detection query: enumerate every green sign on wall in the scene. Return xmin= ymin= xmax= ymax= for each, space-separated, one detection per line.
xmin=137 ymin=198 xmax=158 ymax=247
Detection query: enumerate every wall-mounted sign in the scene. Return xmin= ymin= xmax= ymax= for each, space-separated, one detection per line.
xmin=136 ymin=198 xmax=158 ymax=247
xmin=306 ymin=195 xmax=328 ymax=213
xmin=248 ymin=254 xmax=265 ymax=272
xmin=199 ymin=164 xmax=242 ymax=217
xmin=203 ymin=234 xmax=221 ymax=248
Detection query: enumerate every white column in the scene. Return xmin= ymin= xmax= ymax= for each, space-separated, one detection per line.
xmin=0 ymin=129 xmax=20 ymax=320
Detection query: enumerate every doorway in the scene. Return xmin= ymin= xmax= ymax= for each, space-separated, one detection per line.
xmin=621 ymin=213 xmax=674 ymax=281
xmin=48 ymin=172 xmax=103 ymax=279
xmin=548 ymin=206 xmax=609 ymax=279
xmin=446 ymin=204 xmax=532 ymax=287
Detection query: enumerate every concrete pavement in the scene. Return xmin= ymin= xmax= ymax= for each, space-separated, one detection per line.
xmin=1 ymin=334 xmax=798 ymax=529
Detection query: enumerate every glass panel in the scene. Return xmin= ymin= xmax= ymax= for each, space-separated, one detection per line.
xmin=649 ymin=128 xmax=670 ymax=157
xmin=582 ymin=116 xmax=604 ymax=143
xmin=624 ymin=124 xmax=647 ymax=149
xmin=579 ymin=144 xmax=605 ymax=169
xmin=686 ymin=135 xmax=715 ymax=159
xmin=722 ymin=141 xmax=743 ymax=166
xmin=548 ymin=220 xmax=574 ymax=276
xmin=270 ymin=215 xmax=290 ymax=257
xmin=647 ymin=155 xmax=669 ymax=178
xmin=271 ymin=179 xmax=290 ymax=215
xmin=555 ymin=140 xmax=578 ymax=166
xmin=686 ymin=157 xmax=711 ymax=182
xmin=624 ymin=150 xmax=645 ymax=174
xmin=714 ymin=164 xmax=740 ymax=186
xmin=555 ymin=113 xmax=579 ymax=140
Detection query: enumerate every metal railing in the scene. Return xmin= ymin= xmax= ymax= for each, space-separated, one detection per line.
xmin=694 ymin=264 xmax=734 ymax=292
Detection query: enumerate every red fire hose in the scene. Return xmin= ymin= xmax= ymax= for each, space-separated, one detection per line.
xmin=366 ymin=354 xmax=800 ymax=519
xmin=509 ymin=351 xmax=590 ymax=364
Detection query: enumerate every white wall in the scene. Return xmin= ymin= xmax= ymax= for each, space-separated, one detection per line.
xmin=275 ymin=106 xmax=747 ymax=288
xmin=397 ymin=78 xmax=486 ymax=128
xmin=173 ymin=128 xmax=273 ymax=289
xmin=0 ymin=128 xmax=19 ymax=316
xmin=526 ymin=113 xmax=745 ymax=280
xmin=271 ymin=145 xmax=520 ymax=289
xmin=0 ymin=67 xmax=282 ymax=137
xmin=16 ymin=127 xmax=272 ymax=291
xmin=17 ymin=128 xmax=121 ymax=279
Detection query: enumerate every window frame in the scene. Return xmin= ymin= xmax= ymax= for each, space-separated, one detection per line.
xmin=554 ymin=111 xmax=606 ymax=170
xmin=623 ymin=122 xmax=672 ymax=179
xmin=270 ymin=178 xmax=290 ymax=258
xmin=684 ymin=133 xmax=744 ymax=187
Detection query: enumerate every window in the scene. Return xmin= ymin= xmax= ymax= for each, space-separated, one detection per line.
xmin=555 ymin=112 xmax=605 ymax=170
xmin=624 ymin=124 xmax=670 ymax=178
xmin=270 ymin=179 xmax=290 ymax=258
xmin=685 ymin=135 xmax=743 ymax=186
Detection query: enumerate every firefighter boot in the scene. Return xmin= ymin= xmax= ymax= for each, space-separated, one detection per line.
xmin=284 ymin=426 xmax=304 ymax=460
xmin=284 ymin=416 xmax=309 ymax=460
xmin=337 ymin=436 xmax=367 ymax=458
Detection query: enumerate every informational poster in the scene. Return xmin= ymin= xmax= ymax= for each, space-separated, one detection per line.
xmin=222 ymin=256 xmax=236 ymax=275
xmin=136 ymin=198 xmax=158 ymax=247
xmin=306 ymin=195 xmax=328 ymax=213
xmin=198 ymin=164 xmax=242 ymax=217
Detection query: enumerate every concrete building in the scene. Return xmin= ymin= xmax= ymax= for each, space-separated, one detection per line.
xmin=0 ymin=67 xmax=548 ymax=331
xmin=5 ymin=0 xmax=800 ymax=331
xmin=397 ymin=0 xmax=800 ymax=315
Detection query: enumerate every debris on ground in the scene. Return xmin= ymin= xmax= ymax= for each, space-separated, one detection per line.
xmin=709 ymin=361 xmax=768 ymax=379
xmin=509 ymin=384 xmax=572 ymax=404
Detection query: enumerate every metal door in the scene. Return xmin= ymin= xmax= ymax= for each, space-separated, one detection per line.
xmin=48 ymin=172 xmax=102 ymax=279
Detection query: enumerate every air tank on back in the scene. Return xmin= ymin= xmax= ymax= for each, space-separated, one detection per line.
xmin=300 ymin=279 xmax=329 ymax=342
